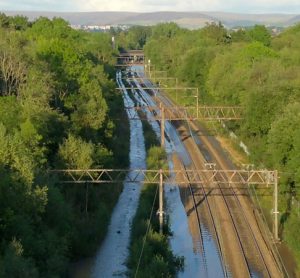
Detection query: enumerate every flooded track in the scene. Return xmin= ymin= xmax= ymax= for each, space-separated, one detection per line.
xmin=129 ymin=66 xmax=284 ymax=278
xmin=89 ymin=65 xmax=283 ymax=278
xmin=91 ymin=73 xmax=146 ymax=277
xmin=129 ymin=66 xmax=226 ymax=277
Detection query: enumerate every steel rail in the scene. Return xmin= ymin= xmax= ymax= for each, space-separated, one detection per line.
xmin=133 ymin=73 xmax=243 ymax=277
xmin=137 ymin=70 xmax=270 ymax=277
xmin=216 ymin=171 xmax=272 ymax=277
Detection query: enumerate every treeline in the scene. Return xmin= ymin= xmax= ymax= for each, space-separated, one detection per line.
xmin=0 ymin=13 xmax=129 ymax=276
xmin=118 ymin=22 xmax=300 ymax=268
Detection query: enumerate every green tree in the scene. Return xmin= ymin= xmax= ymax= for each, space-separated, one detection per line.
xmin=231 ymin=28 xmax=251 ymax=42
xmin=152 ymin=22 xmax=181 ymax=39
xmin=9 ymin=15 xmax=30 ymax=30
xmin=248 ymin=25 xmax=271 ymax=46
xmin=268 ymin=103 xmax=300 ymax=191
xmin=58 ymin=134 xmax=95 ymax=169
xmin=0 ymin=13 xmax=127 ymax=276
xmin=201 ymin=22 xmax=230 ymax=44
xmin=126 ymin=26 xmax=152 ymax=49
xmin=0 ymin=13 xmax=9 ymax=28
xmin=0 ymin=239 xmax=38 ymax=278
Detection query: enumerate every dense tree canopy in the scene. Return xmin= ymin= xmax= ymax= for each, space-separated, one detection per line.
xmin=0 ymin=14 xmax=129 ymax=276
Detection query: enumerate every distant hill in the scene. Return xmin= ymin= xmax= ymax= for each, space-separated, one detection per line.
xmin=287 ymin=15 xmax=300 ymax=25
xmin=2 ymin=11 xmax=300 ymax=29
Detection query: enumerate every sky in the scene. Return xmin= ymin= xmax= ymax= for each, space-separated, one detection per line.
xmin=0 ymin=0 xmax=300 ymax=14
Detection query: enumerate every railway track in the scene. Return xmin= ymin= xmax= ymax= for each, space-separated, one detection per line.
xmin=179 ymin=104 xmax=272 ymax=277
xmin=179 ymin=115 xmax=256 ymax=277
xmin=126 ymin=68 xmax=283 ymax=277
xmin=183 ymin=163 xmax=230 ymax=278
xmin=128 ymin=72 xmax=236 ymax=276
xmin=215 ymin=171 xmax=272 ymax=277
xmin=126 ymin=72 xmax=228 ymax=276
xmin=160 ymin=89 xmax=275 ymax=277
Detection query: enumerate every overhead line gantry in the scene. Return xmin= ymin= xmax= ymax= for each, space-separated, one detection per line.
xmin=113 ymin=53 xmax=280 ymax=240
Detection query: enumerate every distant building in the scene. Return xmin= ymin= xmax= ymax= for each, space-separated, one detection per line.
xmin=270 ymin=27 xmax=282 ymax=36
xmin=70 ymin=24 xmax=82 ymax=30
xmin=70 ymin=24 xmax=111 ymax=32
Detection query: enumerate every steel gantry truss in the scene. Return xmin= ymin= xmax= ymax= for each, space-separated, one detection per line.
xmin=124 ymin=105 xmax=243 ymax=121
xmin=116 ymin=52 xmax=145 ymax=67
xmin=49 ymin=169 xmax=276 ymax=185
xmin=124 ymin=103 xmax=242 ymax=147
xmin=116 ymin=85 xmax=199 ymax=102
xmin=124 ymin=77 xmax=179 ymax=87
xmin=49 ymin=168 xmax=279 ymax=240
xmin=113 ymin=57 xmax=280 ymax=240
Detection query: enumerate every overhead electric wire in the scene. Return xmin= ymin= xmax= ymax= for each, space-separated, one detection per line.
xmin=134 ymin=182 xmax=159 ymax=278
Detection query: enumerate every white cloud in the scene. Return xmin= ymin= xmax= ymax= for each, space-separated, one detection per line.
xmin=77 ymin=0 xmax=220 ymax=12
xmin=75 ymin=0 xmax=300 ymax=13
xmin=1 ymin=0 xmax=300 ymax=13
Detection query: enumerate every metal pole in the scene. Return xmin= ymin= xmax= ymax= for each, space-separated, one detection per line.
xmin=160 ymin=103 xmax=165 ymax=147
xmin=148 ymin=60 xmax=151 ymax=77
xmin=274 ymin=170 xmax=279 ymax=240
xmin=176 ymin=78 xmax=178 ymax=102
xmin=196 ymin=95 xmax=199 ymax=119
xmin=159 ymin=169 xmax=164 ymax=235
xmin=85 ymin=183 xmax=89 ymax=217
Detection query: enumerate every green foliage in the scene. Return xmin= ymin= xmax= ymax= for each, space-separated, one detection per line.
xmin=248 ymin=25 xmax=272 ymax=46
xmin=268 ymin=103 xmax=300 ymax=192
xmin=125 ymin=26 xmax=152 ymax=49
xmin=239 ymin=41 xmax=278 ymax=63
xmin=272 ymin=23 xmax=300 ymax=66
xmin=9 ymin=15 xmax=30 ymax=30
xmin=58 ymin=134 xmax=94 ymax=169
xmin=283 ymin=211 xmax=300 ymax=263
xmin=177 ymin=46 xmax=216 ymax=94
xmin=0 ymin=13 xmax=129 ymax=276
xmin=200 ymin=22 xmax=231 ymax=45
xmin=152 ymin=23 xmax=182 ymax=39
xmin=147 ymin=146 xmax=168 ymax=170
xmin=0 ymin=41 xmax=27 ymax=96
xmin=0 ymin=239 xmax=38 ymax=277
xmin=71 ymin=80 xmax=108 ymax=133
xmin=0 ymin=13 xmax=9 ymax=28
xmin=141 ymin=21 xmax=300 ymax=270
xmin=231 ymin=28 xmax=251 ymax=43
xmin=0 ymin=96 xmax=21 ymax=130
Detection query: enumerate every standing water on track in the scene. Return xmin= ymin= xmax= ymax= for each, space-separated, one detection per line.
xmin=91 ymin=72 xmax=146 ymax=277
xmin=130 ymin=66 xmax=227 ymax=277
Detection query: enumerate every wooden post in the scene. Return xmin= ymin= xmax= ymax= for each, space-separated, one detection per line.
xmin=159 ymin=169 xmax=164 ymax=235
